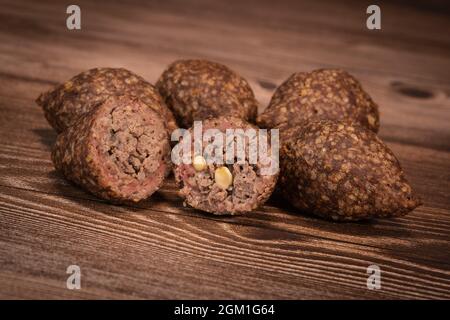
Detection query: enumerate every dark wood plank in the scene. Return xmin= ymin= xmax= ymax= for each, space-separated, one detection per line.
xmin=1 ymin=185 xmax=449 ymax=299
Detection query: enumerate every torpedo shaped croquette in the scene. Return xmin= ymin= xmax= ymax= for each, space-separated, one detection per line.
xmin=36 ymin=67 xmax=177 ymax=133
xmin=156 ymin=59 xmax=258 ymax=128
xmin=257 ymin=69 xmax=380 ymax=132
xmin=279 ymin=121 xmax=421 ymax=221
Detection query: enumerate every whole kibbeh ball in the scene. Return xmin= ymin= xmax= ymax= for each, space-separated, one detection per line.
xmin=156 ymin=59 xmax=258 ymax=128
xmin=36 ymin=67 xmax=177 ymax=134
xmin=279 ymin=120 xmax=421 ymax=221
xmin=257 ymin=69 xmax=380 ymax=132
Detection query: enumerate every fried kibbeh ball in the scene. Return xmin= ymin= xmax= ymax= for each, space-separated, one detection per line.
xmin=156 ymin=59 xmax=258 ymax=128
xmin=279 ymin=120 xmax=421 ymax=221
xmin=37 ymin=67 xmax=177 ymax=133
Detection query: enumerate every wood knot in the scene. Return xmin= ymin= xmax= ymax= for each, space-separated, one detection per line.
xmin=258 ymin=80 xmax=277 ymax=90
xmin=391 ymin=81 xmax=433 ymax=99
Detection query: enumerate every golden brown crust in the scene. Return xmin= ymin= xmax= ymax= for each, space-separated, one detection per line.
xmin=36 ymin=67 xmax=177 ymax=133
xmin=156 ymin=60 xmax=258 ymax=128
xmin=279 ymin=121 xmax=421 ymax=221
xmin=257 ymin=69 xmax=380 ymax=132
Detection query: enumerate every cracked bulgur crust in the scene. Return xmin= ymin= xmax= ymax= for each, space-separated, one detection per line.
xmin=257 ymin=69 xmax=380 ymax=132
xmin=279 ymin=120 xmax=421 ymax=221
xmin=36 ymin=67 xmax=177 ymax=133
xmin=52 ymin=95 xmax=171 ymax=203
xmin=156 ymin=59 xmax=258 ymax=128
xmin=173 ymin=116 xmax=278 ymax=215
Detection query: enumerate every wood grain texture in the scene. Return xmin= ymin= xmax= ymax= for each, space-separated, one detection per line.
xmin=0 ymin=0 xmax=449 ymax=299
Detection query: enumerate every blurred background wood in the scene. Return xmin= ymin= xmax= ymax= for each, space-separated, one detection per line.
xmin=0 ymin=0 xmax=449 ymax=299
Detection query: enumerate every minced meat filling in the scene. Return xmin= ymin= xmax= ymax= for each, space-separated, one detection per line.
xmin=181 ymin=162 xmax=263 ymax=211
xmin=102 ymin=104 xmax=165 ymax=181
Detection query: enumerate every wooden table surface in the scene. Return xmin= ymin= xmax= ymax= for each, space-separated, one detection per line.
xmin=0 ymin=0 xmax=449 ymax=299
